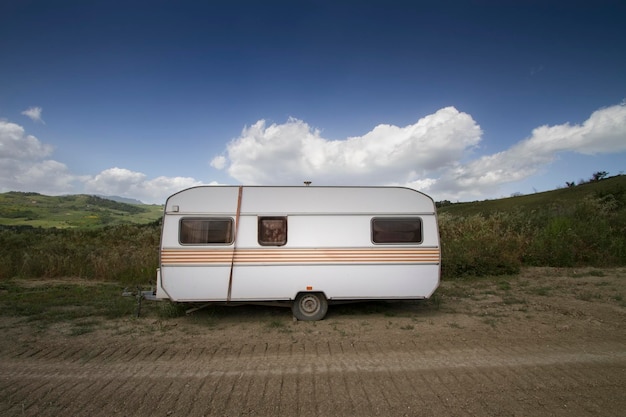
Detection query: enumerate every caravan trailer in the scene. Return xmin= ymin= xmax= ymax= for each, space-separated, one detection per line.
xmin=154 ymin=186 xmax=440 ymax=320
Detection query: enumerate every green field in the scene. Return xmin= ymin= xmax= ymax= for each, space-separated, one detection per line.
xmin=0 ymin=192 xmax=163 ymax=228
xmin=437 ymin=174 xmax=626 ymax=216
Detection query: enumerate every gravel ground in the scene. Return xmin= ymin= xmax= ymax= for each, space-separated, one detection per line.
xmin=1 ymin=267 xmax=624 ymax=416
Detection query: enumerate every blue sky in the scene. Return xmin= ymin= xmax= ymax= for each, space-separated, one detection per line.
xmin=1 ymin=0 xmax=625 ymax=203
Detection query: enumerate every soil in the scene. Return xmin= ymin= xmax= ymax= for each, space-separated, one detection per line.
xmin=0 ymin=267 xmax=624 ymax=417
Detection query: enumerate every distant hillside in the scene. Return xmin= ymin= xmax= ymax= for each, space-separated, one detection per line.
xmin=438 ymin=175 xmax=626 ymax=216
xmin=94 ymin=194 xmax=144 ymax=205
xmin=0 ymin=192 xmax=163 ymax=228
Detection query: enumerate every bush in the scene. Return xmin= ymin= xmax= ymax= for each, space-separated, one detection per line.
xmin=524 ymin=195 xmax=626 ymax=267
xmin=0 ymin=224 xmax=160 ymax=284
xmin=439 ymin=212 xmax=525 ymax=278
xmin=440 ymin=195 xmax=626 ymax=278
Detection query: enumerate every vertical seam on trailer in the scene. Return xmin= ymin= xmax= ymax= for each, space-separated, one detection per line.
xmin=227 ymin=186 xmax=243 ymax=302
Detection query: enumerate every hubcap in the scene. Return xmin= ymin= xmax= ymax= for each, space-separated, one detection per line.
xmin=301 ymin=295 xmax=319 ymax=315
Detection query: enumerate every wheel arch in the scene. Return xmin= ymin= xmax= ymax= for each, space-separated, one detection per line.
xmin=291 ymin=291 xmax=329 ymax=321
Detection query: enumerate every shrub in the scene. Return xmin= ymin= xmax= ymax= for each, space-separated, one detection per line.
xmin=524 ymin=196 xmax=626 ymax=267
xmin=439 ymin=212 xmax=525 ymax=278
xmin=440 ymin=194 xmax=626 ymax=278
xmin=0 ymin=224 xmax=160 ymax=284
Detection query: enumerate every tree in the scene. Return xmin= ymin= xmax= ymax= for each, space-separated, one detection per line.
xmin=591 ymin=171 xmax=608 ymax=182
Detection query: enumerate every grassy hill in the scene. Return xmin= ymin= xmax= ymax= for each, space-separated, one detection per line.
xmin=0 ymin=192 xmax=163 ymax=228
xmin=1 ymin=177 xmax=624 ymax=281
xmin=438 ymin=175 xmax=626 ymax=216
xmin=436 ymin=174 xmax=626 ymax=276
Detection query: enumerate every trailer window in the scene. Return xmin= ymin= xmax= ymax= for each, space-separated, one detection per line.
xmin=372 ymin=218 xmax=422 ymax=244
xmin=180 ymin=218 xmax=233 ymax=245
xmin=258 ymin=217 xmax=287 ymax=246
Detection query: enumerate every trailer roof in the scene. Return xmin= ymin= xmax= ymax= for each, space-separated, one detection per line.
xmin=165 ymin=186 xmax=435 ymax=215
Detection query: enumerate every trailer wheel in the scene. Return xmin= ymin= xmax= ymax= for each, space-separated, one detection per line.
xmin=292 ymin=292 xmax=328 ymax=321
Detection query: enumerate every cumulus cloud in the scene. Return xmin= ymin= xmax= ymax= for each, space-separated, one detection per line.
xmin=0 ymin=120 xmax=53 ymax=160
xmin=21 ymin=107 xmax=45 ymax=124
xmin=84 ymin=167 xmax=203 ymax=203
xmin=214 ymin=104 xmax=626 ymax=201
xmin=218 ymin=107 xmax=482 ymax=187
xmin=0 ymin=120 xmax=203 ymax=202
xmin=0 ymin=120 xmax=75 ymax=194
xmin=523 ymin=104 xmax=626 ymax=155
xmin=210 ymin=155 xmax=227 ymax=170
xmin=437 ymin=104 xmax=626 ymax=198
xmin=3 ymin=103 xmax=625 ymax=204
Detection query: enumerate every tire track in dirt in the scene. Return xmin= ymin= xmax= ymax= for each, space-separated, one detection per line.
xmin=1 ymin=341 xmax=624 ymax=378
xmin=1 ymin=269 xmax=624 ymax=416
xmin=1 ymin=339 xmax=624 ymax=416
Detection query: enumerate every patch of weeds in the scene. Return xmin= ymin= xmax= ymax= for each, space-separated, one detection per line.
xmin=575 ymin=291 xmax=602 ymax=302
xmin=157 ymin=302 xmax=187 ymax=318
xmin=571 ymin=269 xmax=606 ymax=278
xmin=400 ymin=324 xmax=414 ymax=330
xmin=529 ymin=287 xmax=552 ymax=296
xmin=70 ymin=319 xmax=100 ymax=336
xmin=611 ymin=294 xmax=623 ymax=302
xmin=478 ymin=311 xmax=505 ymax=319
xmin=440 ymin=285 xmax=474 ymax=298
xmin=266 ymin=319 xmax=285 ymax=329
xmin=503 ymin=296 xmax=527 ymax=305
xmin=186 ymin=311 xmax=219 ymax=329
xmin=0 ymin=280 xmax=20 ymax=294
xmin=594 ymin=281 xmax=610 ymax=287
xmin=472 ymin=281 xmax=491 ymax=290
xmin=0 ymin=280 xmax=137 ymax=327
xmin=498 ymin=280 xmax=512 ymax=291
xmin=265 ymin=320 xmax=292 ymax=333
xmin=447 ymin=321 xmax=463 ymax=329
xmin=427 ymin=293 xmax=442 ymax=309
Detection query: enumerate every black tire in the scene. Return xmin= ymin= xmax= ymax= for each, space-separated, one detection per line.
xmin=292 ymin=292 xmax=328 ymax=321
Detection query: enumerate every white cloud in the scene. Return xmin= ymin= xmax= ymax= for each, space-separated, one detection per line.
xmin=0 ymin=120 xmax=203 ymax=202
xmin=85 ymin=167 xmax=147 ymax=195
xmin=0 ymin=120 xmax=53 ymax=160
xmin=210 ymin=155 xmax=227 ymax=170
xmin=214 ymin=104 xmax=626 ymax=201
xmin=3 ymin=103 xmax=625 ymax=205
xmin=0 ymin=120 xmax=74 ymax=194
xmin=523 ymin=104 xmax=626 ymax=155
xmin=21 ymin=106 xmax=45 ymax=124
xmin=14 ymin=160 xmax=76 ymax=192
xmin=219 ymin=107 xmax=482 ymax=186
xmin=436 ymin=103 xmax=626 ymax=199
xmin=84 ymin=167 xmax=203 ymax=203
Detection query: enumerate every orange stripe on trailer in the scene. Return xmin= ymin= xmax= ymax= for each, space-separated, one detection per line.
xmin=160 ymin=248 xmax=440 ymax=265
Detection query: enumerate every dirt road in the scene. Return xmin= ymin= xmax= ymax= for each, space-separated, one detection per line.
xmin=1 ymin=268 xmax=624 ymax=416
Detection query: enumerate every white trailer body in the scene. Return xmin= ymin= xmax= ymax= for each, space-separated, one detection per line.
xmin=155 ymin=186 xmax=440 ymax=320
